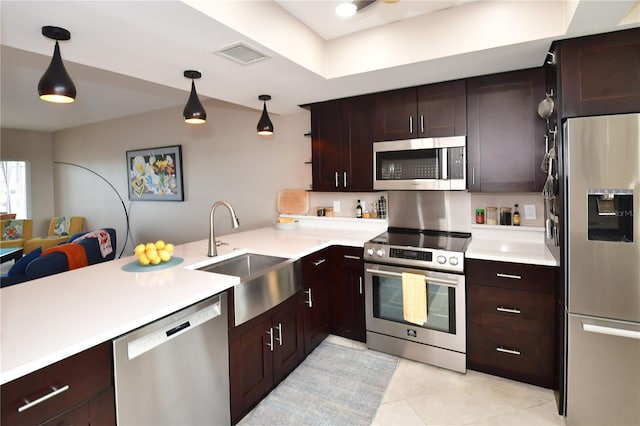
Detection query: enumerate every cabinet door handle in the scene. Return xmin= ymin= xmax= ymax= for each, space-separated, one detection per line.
xmin=496 ymin=347 xmax=521 ymax=356
xmin=472 ymin=167 xmax=475 ymax=186
xmin=359 ymin=276 xmax=363 ymax=295
xmin=304 ymin=288 xmax=313 ymax=308
xmin=343 ymin=255 xmax=360 ymax=260
xmin=496 ymin=306 xmax=521 ymax=314
xmin=335 ymin=171 xmax=339 ymax=188
xmin=313 ymin=258 xmax=326 ymax=266
xmin=266 ymin=328 xmax=274 ymax=352
xmin=275 ymin=323 xmax=283 ymax=346
xmin=344 ymin=171 xmax=347 ymax=188
xmin=17 ymin=385 xmax=70 ymax=413
xmin=420 ymin=115 xmax=425 ymax=134
xmin=409 ymin=116 xmax=413 ymax=134
xmin=496 ymin=273 xmax=522 ymax=280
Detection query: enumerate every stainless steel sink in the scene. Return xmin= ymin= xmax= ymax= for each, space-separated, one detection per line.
xmin=198 ymin=253 xmax=301 ymax=326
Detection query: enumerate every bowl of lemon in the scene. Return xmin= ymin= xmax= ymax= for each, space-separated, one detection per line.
xmin=274 ymin=217 xmax=299 ymax=230
xmin=134 ymin=240 xmax=175 ymax=266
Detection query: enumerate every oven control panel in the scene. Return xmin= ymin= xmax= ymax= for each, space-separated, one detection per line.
xmin=364 ymin=244 xmax=464 ymax=273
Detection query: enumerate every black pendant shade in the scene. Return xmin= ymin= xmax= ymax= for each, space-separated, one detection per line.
xmin=257 ymin=94 xmax=274 ymax=135
xmin=183 ymin=70 xmax=206 ymax=124
xmin=38 ymin=26 xmax=76 ymax=103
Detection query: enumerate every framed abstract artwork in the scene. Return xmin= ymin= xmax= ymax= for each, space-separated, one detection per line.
xmin=126 ymin=145 xmax=184 ymax=201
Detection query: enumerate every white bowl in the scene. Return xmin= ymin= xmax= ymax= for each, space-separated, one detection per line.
xmin=273 ymin=220 xmax=299 ymax=230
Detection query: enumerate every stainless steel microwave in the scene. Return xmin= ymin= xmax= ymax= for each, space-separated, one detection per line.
xmin=373 ymin=136 xmax=467 ymax=190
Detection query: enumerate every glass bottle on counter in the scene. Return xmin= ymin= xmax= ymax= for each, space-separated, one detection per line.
xmin=356 ymin=200 xmax=363 ymax=218
xmin=486 ymin=207 xmax=498 ymax=225
xmin=513 ymin=204 xmax=521 ymax=226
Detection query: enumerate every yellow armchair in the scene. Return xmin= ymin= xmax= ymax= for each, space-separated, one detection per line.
xmin=23 ymin=217 xmax=84 ymax=254
xmin=0 ymin=219 xmax=33 ymax=250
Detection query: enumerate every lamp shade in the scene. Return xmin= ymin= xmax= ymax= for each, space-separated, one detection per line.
xmin=257 ymin=95 xmax=274 ymax=135
xmin=38 ymin=27 xmax=76 ymax=103
xmin=183 ymin=70 xmax=206 ymax=124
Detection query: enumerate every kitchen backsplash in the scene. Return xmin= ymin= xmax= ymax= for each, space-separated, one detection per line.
xmin=307 ymin=191 xmax=544 ymax=228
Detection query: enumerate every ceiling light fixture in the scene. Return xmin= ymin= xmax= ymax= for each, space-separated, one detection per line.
xmin=38 ymin=26 xmax=76 ymax=103
xmin=257 ymin=95 xmax=274 ymax=135
xmin=183 ymin=70 xmax=206 ymax=124
xmin=335 ymin=2 xmax=357 ymax=17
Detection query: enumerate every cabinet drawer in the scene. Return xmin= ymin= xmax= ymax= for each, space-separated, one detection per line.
xmin=1 ymin=342 xmax=112 ymax=426
xmin=466 ymin=259 xmax=556 ymax=294
xmin=467 ymin=285 xmax=555 ymax=334
xmin=302 ymin=248 xmax=332 ymax=281
xmin=468 ymin=323 xmax=555 ymax=388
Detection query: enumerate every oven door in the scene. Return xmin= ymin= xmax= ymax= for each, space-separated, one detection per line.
xmin=365 ymin=262 xmax=465 ymax=353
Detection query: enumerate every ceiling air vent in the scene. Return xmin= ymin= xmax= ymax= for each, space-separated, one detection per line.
xmin=214 ymin=42 xmax=270 ymax=65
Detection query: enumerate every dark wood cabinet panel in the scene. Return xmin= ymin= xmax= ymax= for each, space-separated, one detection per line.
xmin=559 ymin=27 xmax=640 ymax=118
xmin=467 ymin=68 xmax=547 ymax=192
xmin=374 ymin=87 xmax=418 ymax=140
xmin=466 ymin=258 xmax=556 ymax=294
xmin=311 ymin=100 xmax=343 ymax=191
xmin=374 ymin=80 xmax=466 ymax=141
xmin=229 ymin=293 xmax=303 ymax=424
xmin=466 ymin=259 xmax=557 ymax=389
xmin=417 ymin=80 xmax=467 ymax=137
xmin=341 ymin=95 xmax=374 ymax=192
xmin=301 ymin=248 xmax=332 ymax=355
xmin=1 ymin=342 xmax=114 ymax=426
xmin=331 ymin=247 xmax=366 ymax=342
xmin=467 ymin=323 xmax=555 ymax=388
xmin=310 ymin=96 xmax=374 ymax=192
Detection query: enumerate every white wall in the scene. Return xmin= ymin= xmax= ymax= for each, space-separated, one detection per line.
xmin=52 ymin=99 xmax=311 ymax=256
xmin=0 ymin=128 xmax=55 ymax=236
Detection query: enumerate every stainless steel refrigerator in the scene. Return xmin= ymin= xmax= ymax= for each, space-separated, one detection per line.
xmin=564 ymin=113 xmax=640 ymax=425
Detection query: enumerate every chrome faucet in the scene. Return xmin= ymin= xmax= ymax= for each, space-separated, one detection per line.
xmin=208 ymin=200 xmax=240 ymax=257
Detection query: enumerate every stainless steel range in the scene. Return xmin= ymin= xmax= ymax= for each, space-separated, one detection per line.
xmin=364 ymin=227 xmax=470 ymax=373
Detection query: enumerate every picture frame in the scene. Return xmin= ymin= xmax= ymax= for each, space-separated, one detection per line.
xmin=126 ymin=145 xmax=184 ymax=201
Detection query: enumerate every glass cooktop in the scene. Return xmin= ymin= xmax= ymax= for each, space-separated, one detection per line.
xmin=369 ymin=228 xmax=471 ymax=253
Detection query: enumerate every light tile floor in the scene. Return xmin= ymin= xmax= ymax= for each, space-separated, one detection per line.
xmin=325 ymin=335 xmax=566 ymax=426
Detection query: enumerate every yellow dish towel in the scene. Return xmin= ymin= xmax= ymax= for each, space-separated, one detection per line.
xmin=402 ymin=272 xmax=428 ymax=326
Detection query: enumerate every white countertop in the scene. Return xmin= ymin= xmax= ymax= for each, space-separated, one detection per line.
xmin=0 ymin=218 xmax=386 ymax=385
xmin=466 ymin=225 xmax=559 ymax=267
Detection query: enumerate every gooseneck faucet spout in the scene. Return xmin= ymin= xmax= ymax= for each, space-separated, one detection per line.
xmin=208 ymin=200 xmax=240 ymax=257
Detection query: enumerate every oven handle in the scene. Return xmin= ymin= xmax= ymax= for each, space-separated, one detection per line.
xmin=365 ymin=268 xmax=458 ymax=288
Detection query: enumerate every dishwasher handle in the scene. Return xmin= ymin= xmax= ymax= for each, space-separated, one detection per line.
xmin=126 ymin=295 xmax=222 ymax=360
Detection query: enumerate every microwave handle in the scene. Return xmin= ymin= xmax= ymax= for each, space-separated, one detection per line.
xmin=441 ymin=148 xmax=448 ymax=180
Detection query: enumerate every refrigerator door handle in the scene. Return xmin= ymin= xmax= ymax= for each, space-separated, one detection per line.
xmin=583 ymin=322 xmax=640 ymax=340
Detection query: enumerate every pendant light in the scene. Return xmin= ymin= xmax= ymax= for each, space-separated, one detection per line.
xmin=183 ymin=70 xmax=206 ymax=124
xmin=38 ymin=26 xmax=76 ymax=103
xmin=257 ymin=95 xmax=274 ymax=135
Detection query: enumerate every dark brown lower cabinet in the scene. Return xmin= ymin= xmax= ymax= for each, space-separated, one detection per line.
xmin=229 ymin=292 xmax=304 ymax=424
xmin=0 ymin=341 xmax=115 ymax=426
xmin=331 ymin=246 xmax=366 ymax=342
xmin=466 ymin=259 xmax=557 ymax=389
xmin=301 ymin=248 xmax=332 ymax=355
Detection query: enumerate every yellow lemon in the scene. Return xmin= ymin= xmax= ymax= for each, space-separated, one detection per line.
xmin=151 ymin=256 xmax=162 ymax=265
xmin=155 ymin=240 xmax=166 ymax=250
xmin=164 ymin=243 xmax=174 ymax=254
xmin=137 ymin=253 xmax=150 ymax=266
xmin=145 ymin=242 xmax=156 ymax=251
xmin=146 ymin=249 xmax=159 ymax=261
xmin=159 ymin=250 xmax=172 ymax=262
xmin=134 ymin=243 xmax=146 ymax=255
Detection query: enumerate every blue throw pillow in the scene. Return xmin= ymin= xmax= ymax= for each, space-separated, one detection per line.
xmin=68 ymin=231 xmax=88 ymax=243
xmin=8 ymin=247 xmax=42 ymax=276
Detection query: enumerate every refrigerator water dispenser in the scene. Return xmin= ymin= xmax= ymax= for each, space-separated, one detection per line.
xmin=587 ymin=189 xmax=634 ymax=242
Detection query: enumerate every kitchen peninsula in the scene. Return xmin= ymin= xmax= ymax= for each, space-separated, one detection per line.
xmin=1 ymin=216 xmax=559 ymax=424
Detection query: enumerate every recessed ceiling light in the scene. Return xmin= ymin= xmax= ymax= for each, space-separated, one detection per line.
xmin=335 ymin=2 xmax=357 ymax=17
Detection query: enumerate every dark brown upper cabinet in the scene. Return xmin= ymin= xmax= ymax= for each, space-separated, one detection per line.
xmin=558 ymin=27 xmax=640 ymax=118
xmin=466 ymin=68 xmax=547 ymax=193
xmin=374 ymin=80 xmax=466 ymax=141
xmin=310 ymin=95 xmax=374 ymax=192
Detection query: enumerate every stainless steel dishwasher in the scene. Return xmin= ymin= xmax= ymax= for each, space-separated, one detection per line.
xmin=113 ymin=293 xmax=230 ymax=425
